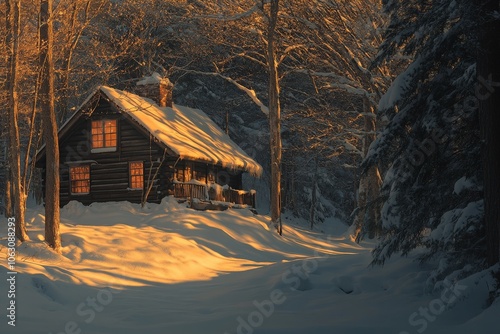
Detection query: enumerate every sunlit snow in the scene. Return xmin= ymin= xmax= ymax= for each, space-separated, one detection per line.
xmin=0 ymin=199 xmax=497 ymax=334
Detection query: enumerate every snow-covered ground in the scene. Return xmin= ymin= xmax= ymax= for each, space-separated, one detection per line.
xmin=0 ymin=198 xmax=498 ymax=334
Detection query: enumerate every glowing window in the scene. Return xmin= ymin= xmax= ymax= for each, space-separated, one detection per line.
xmin=91 ymin=119 xmax=117 ymax=150
xmin=129 ymin=161 xmax=144 ymax=190
xmin=184 ymin=164 xmax=192 ymax=182
xmin=70 ymin=165 xmax=90 ymax=194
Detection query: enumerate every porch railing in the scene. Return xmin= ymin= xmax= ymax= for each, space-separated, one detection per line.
xmin=173 ymin=182 xmax=256 ymax=208
xmin=173 ymin=182 xmax=207 ymax=200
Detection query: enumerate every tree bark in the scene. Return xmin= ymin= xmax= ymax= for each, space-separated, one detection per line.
xmin=267 ymin=0 xmax=282 ymax=235
xmin=352 ymin=97 xmax=381 ymax=242
xmin=478 ymin=0 xmax=500 ymax=266
xmin=6 ymin=0 xmax=29 ymax=241
xmin=310 ymin=155 xmax=318 ymax=230
xmin=40 ymin=0 xmax=61 ymax=252
xmin=4 ymin=169 xmax=13 ymax=218
xmin=3 ymin=137 xmax=13 ymax=218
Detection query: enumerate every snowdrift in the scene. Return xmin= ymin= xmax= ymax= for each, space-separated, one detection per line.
xmin=0 ymin=198 xmax=498 ymax=334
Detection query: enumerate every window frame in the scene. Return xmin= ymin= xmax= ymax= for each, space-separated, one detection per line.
xmin=129 ymin=161 xmax=144 ymax=190
xmin=91 ymin=119 xmax=118 ymax=153
xmin=69 ymin=165 xmax=91 ymax=195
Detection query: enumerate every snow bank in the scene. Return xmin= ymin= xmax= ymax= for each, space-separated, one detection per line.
xmin=0 ymin=200 xmax=497 ymax=334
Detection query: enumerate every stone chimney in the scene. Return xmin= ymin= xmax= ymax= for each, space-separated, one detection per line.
xmin=134 ymin=73 xmax=174 ymax=108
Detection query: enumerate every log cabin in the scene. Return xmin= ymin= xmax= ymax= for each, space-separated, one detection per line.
xmin=35 ymin=74 xmax=262 ymax=208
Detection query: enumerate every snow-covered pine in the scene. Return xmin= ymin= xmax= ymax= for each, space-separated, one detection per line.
xmin=366 ymin=0 xmax=487 ymax=285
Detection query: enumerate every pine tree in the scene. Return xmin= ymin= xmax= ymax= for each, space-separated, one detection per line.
xmin=366 ymin=0 xmax=489 ymax=283
xmin=477 ymin=0 xmax=500 ymax=266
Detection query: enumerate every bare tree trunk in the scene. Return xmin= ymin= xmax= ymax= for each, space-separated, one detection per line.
xmin=309 ymin=155 xmax=318 ymax=230
xmin=3 ymin=139 xmax=13 ymax=218
xmin=290 ymin=160 xmax=297 ymax=215
xmin=479 ymin=0 xmax=500 ymax=266
xmin=5 ymin=169 xmax=13 ymax=218
xmin=6 ymin=0 xmax=29 ymax=241
xmin=267 ymin=0 xmax=283 ymax=235
xmin=40 ymin=0 xmax=61 ymax=252
xmin=352 ymin=97 xmax=381 ymax=242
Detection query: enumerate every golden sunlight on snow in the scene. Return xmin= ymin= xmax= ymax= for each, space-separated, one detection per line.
xmin=3 ymin=198 xmax=364 ymax=289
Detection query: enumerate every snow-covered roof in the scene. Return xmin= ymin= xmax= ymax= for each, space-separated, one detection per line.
xmin=99 ymin=86 xmax=263 ymax=176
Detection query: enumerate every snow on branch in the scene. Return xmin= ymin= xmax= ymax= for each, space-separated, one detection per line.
xmin=173 ymin=68 xmax=269 ymax=116
xmin=220 ymin=75 xmax=270 ymax=116
xmin=323 ymin=83 xmax=369 ymax=97
xmin=279 ymin=45 xmax=308 ymax=64
xmin=294 ymin=70 xmax=374 ymax=101
xmin=294 ymin=69 xmax=359 ymax=87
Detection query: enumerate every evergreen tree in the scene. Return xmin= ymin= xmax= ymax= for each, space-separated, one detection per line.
xmin=366 ymin=0 xmax=493 ymax=284
xmin=477 ymin=0 xmax=500 ymax=267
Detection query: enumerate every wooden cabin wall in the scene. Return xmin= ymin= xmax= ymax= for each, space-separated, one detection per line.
xmin=41 ymin=99 xmax=174 ymax=207
xmin=38 ymin=97 xmax=246 ymax=208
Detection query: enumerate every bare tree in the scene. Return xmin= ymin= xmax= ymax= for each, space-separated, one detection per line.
xmin=55 ymin=0 xmax=394 ymax=233
xmin=55 ymin=0 xmax=106 ymax=123
xmin=6 ymin=0 xmax=29 ymax=241
xmin=351 ymin=97 xmax=382 ymax=241
xmin=40 ymin=0 xmax=61 ymax=252
xmin=291 ymin=0 xmax=396 ymax=240
xmin=265 ymin=0 xmax=283 ymax=235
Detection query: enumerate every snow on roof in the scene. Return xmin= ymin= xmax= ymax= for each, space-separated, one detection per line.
xmin=100 ymin=86 xmax=263 ymax=176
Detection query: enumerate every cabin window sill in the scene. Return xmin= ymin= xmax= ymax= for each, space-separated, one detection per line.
xmin=91 ymin=147 xmax=117 ymax=153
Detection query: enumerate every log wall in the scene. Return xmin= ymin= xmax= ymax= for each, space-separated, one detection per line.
xmin=39 ymin=96 xmax=245 ymax=208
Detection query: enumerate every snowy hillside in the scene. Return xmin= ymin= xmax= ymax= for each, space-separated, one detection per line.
xmin=1 ymin=199 xmax=498 ymax=334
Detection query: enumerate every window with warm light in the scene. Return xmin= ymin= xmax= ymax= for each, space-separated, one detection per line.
xmin=175 ymin=167 xmax=184 ymax=182
xmin=91 ymin=119 xmax=117 ymax=151
xmin=129 ymin=161 xmax=144 ymax=190
xmin=70 ymin=165 xmax=90 ymax=194
xmin=184 ymin=164 xmax=192 ymax=182
xmin=174 ymin=163 xmax=192 ymax=182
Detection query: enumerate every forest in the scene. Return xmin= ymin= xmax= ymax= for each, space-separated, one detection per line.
xmin=1 ymin=0 xmax=499 ymax=317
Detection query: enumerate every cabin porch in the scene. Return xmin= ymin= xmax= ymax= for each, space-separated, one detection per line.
xmin=173 ymin=181 xmax=256 ymax=208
